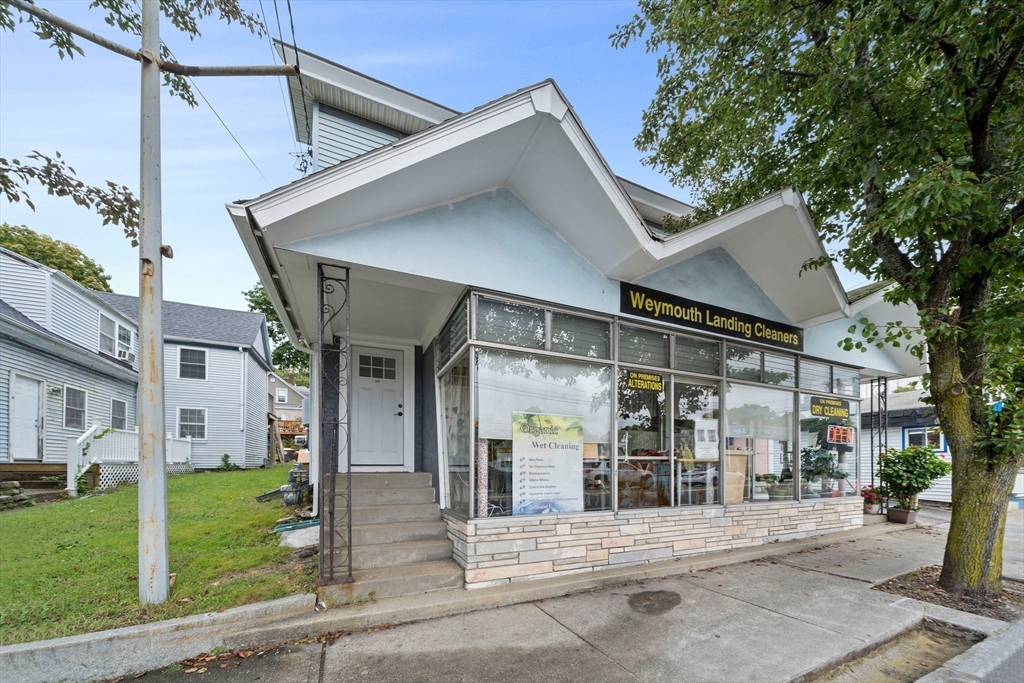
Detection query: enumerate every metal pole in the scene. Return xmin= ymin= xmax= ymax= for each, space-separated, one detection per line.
xmin=137 ymin=0 xmax=169 ymax=605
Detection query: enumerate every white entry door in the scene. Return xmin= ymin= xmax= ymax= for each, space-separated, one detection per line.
xmin=11 ymin=375 xmax=42 ymax=460
xmin=351 ymin=346 xmax=405 ymax=467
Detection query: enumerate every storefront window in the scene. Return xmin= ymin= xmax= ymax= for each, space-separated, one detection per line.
xmin=475 ymin=349 xmax=612 ymax=516
xmin=476 ymin=297 xmax=545 ymax=349
xmin=725 ymin=384 xmax=795 ymax=503
xmin=726 ymin=345 xmax=761 ymax=382
xmin=800 ymin=394 xmax=859 ymax=498
xmin=832 ymin=367 xmax=860 ymax=397
xmin=617 ymin=368 xmax=670 ymax=508
xmin=441 ymin=354 xmax=471 ymax=515
xmin=551 ymin=312 xmax=611 ymax=359
xmin=619 ymin=325 xmax=670 ymax=368
xmin=674 ymin=334 xmax=720 ymax=375
xmin=763 ymin=352 xmax=796 ymax=387
xmin=799 ymin=360 xmax=832 ymax=393
xmin=674 ymin=379 xmax=720 ymax=505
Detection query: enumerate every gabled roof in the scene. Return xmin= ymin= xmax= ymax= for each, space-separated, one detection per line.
xmin=94 ymin=292 xmax=267 ymax=349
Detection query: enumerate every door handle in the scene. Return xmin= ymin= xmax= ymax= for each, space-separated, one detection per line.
xmin=395 ymin=411 xmax=403 ymax=416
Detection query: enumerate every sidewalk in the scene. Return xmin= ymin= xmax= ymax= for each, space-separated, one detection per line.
xmin=132 ymin=509 xmax=1024 ymax=683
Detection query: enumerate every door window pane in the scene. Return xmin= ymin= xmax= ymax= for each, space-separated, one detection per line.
xmin=617 ymin=369 xmax=670 ymax=508
xmin=675 ymin=335 xmax=720 ymax=375
xmin=551 ymin=312 xmax=610 ymax=359
xmin=619 ymin=325 xmax=670 ymax=368
xmin=800 ymin=395 xmax=859 ymax=498
xmin=476 ymin=349 xmax=612 ymax=517
xmin=674 ymin=380 xmax=720 ymax=506
xmin=725 ymin=384 xmax=795 ymax=503
xmin=476 ymin=297 xmax=545 ymax=349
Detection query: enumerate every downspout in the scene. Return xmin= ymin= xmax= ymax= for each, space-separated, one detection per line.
xmin=239 ymin=348 xmax=246 ymax=465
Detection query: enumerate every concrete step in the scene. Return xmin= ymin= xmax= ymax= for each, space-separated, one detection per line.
xmin=344 ymin=520 xmax=449 ymax=546
xmin=346 ymin=539 xmax=454 ymax=570
xmin=329 ymin=473 xmax=433 ymax=490
xmin=333 ymin=486 xmax=435 ymax=506
xmin=320 ymin=560 xmax=464 ymax=604
xmin=350 ymin=502 xmax=441 ymax=525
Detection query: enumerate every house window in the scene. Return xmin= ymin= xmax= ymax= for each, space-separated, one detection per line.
xmin=111 ymin=399 xmax=127 ymax=430
xmin=906 ymin=426 xmax=944 ymax=452
xmin=276 ymin=388 xmax=288 ymax=404
xmin=358 ymin=354 xmax=397 ymax=380
xmin=64 ymin=386 xmax=87 ymax=430
xmin=100 ymin=315 xmax=117 ymax=355
xmin=100 ymin=315 xmax=133 ymax=357
xmin=118 ymin=326 xmax=133 ymax=353
xmin=178 ymin=408 xmax=206 ymax=439
xmin=179 ymin=348 xmax=207 ymax=380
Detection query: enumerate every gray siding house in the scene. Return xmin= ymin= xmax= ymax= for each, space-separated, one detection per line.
xmin=1 ymin=248 xmax=139 ymax=463
xmin=95 ymin=293 xmax=273 ymax=469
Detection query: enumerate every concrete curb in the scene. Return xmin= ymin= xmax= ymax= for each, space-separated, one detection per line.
xmin=0 ymin=593 xmax=316 ymax=683
xmin=0 ymin=521 xmax=908 ymax=683
xmin=916 ymin=617 xmax=1024 ymax=683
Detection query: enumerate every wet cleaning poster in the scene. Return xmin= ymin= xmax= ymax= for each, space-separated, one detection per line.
xmin=512 ymin=412 xmax=584 ymax=515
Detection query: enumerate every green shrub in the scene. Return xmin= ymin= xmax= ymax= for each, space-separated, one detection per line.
xmin=877 ymin=446 xmax=951 ymax=510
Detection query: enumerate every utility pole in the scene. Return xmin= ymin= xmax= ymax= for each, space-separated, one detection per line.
xmin=137 ymin=0 xmax=167 ymax=605
xmin=7 ymin=0 xmax=298 ymax=605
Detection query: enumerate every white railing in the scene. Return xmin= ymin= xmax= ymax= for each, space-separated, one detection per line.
xmin=66 ymin=426 xmax=192 ymax=496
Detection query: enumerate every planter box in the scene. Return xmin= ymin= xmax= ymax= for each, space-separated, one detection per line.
xmin=887 ymin=508 xmax=918 ymax=524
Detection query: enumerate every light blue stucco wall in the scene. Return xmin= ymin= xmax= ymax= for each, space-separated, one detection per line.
xmin=636 ymin=249 xmax=790 ymax=324
xmin=286 ymin=189 xmax=900 ymax=373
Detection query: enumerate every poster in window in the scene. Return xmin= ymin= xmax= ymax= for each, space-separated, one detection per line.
xmin=694 ymin=419 xmax=719 ymax=460
xmin=512 ymin=412 xmax=584 ymax=515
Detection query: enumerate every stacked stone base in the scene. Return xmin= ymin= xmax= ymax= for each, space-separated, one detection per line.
xmin=0 ymin=481 xmax=33 ymax=509
xmin=445 ymin=498 xmax=862 ymax=588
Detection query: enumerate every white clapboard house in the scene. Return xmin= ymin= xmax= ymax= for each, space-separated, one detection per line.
xmin=0 ymin=247 xmax=272 ymax=490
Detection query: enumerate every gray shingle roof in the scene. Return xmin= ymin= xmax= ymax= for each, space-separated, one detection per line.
xmin=0 ymin=298 xmax=50 ymax=336
xmin=93 ymin=292 xmax=266 ymax=348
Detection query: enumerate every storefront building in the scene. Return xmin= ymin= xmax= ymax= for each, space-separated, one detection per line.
xmin=227 ymin=45 xmax=921 ymax=592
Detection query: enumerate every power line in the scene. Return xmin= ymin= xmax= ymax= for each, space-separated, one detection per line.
xmin=164 ymin=44 xmax=271 ymax=187
xmin=258 ymin=0 xmax=299 ymax=152
xmin=284 ymin=0 xmax=312 ymax=146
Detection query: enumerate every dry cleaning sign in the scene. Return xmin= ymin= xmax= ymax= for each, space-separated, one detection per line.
xmin=620 ymin=283 xmax=803 ymax=351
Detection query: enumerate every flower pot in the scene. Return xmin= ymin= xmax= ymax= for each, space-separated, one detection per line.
xmin=886 ymin=508 xmax=917 ymax=524
xmin=864 ymin=503 xmax=882 ymax=515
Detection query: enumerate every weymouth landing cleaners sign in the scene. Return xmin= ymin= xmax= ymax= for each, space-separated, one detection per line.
xmin=620 ymin=283 xmax=803 ymax=352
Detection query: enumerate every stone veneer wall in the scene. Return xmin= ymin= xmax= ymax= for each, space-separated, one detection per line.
xmin=444 ymin=498 xmax=863 ymax=588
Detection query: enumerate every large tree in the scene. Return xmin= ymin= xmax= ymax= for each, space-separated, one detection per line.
xmin=613 ymin=1 xmax=1023 ymax=596
xmin=1 ymin=223 xmax=113 ymax=291
xmin=243 ymin=283 xmax=309 ymax=386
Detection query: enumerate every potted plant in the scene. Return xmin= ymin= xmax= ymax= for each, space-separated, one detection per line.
xmin=861 ymin=485 xmax=885 ymax=514
xmin=764 ymin=472 xmax=795 ymax=501
xmin=877 ymin=446 xmax=951 ymax=523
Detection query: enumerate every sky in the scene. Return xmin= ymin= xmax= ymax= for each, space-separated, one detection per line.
xmin=0 ymin=0 xmax=868 ymax=312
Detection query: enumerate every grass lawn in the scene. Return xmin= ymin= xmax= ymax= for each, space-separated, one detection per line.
xmin=0 ymin=464 xmax=316 ymax=645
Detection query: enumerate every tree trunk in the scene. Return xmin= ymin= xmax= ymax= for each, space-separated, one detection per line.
xmin=930 ymin=338 xmax=1022 ymax=595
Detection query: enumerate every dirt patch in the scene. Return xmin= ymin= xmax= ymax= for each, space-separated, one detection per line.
xmin=807 ymin=623 xmax=982 ymax=683
xmin=873 ymin=565 xmax=1024 ymax=622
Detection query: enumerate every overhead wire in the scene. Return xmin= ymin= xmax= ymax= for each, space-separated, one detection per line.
xmin=163 ymin=44 xmax=271 ymax=187
xmin=284 ymin=0 xmax=312 ymax=146
xmin=258 ymin=0 xmax=300 ymax=154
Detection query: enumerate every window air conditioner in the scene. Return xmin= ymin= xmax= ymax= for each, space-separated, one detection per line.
xmin=117 ymin=348 xmax=137 ymax=364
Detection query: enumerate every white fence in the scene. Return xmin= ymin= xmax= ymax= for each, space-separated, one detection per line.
xmin=66 ymin=426 xmax=192 ymax=495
